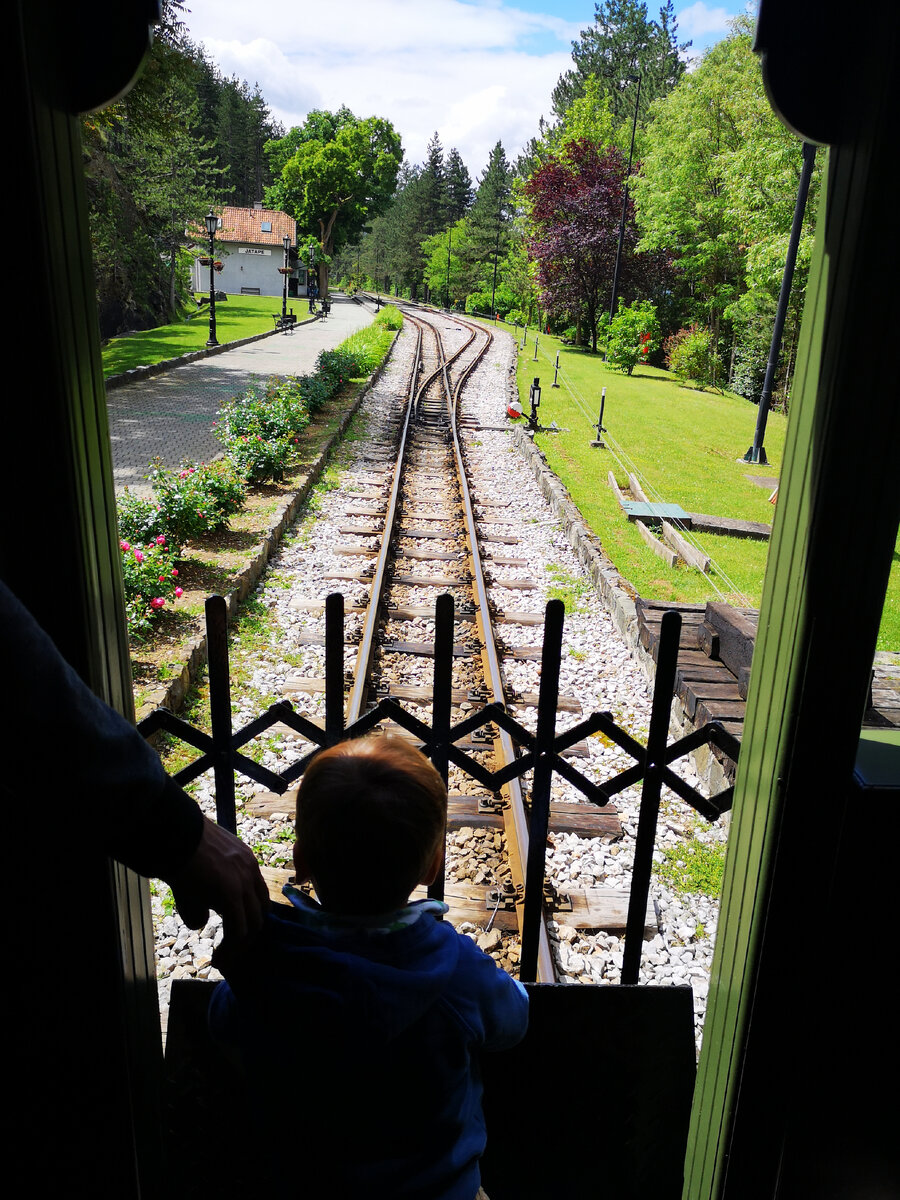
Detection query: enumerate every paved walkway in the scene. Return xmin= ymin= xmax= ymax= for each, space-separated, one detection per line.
xmin=107 ymin=293 xmax=377 ymax=496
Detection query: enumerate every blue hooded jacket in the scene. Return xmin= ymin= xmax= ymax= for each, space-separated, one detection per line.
xmin=209 ymin=891 xmax=529 ymax=1199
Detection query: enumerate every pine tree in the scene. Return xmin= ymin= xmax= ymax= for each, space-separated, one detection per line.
xmin=419 ymin=131 xmax=447 ymax=237
xmin=444 ymin=148 xmax=474 ymax=221
xmin=552 ymin=0 xmax=689 ymax=125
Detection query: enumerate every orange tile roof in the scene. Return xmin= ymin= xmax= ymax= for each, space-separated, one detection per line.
xmin=215 ymin=206 xmax=296 ymax=246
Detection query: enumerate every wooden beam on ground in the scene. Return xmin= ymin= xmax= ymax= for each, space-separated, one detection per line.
xmin=662 ymin=521 xmax=711 ymax=573
xmin=636 ymin=519 xmax=679 ymax=567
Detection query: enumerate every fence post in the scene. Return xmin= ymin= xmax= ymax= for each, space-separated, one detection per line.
xmin=206 ymin=595 xmax=237 ymax=833
xmin=325 ymin=591 xmax=345 ymax=747
xmin=552 ymin=350 xmax=560 ymax=387
xmin=429 ymin=593 xmax=455 ymax=902
xmin=520 ymin=598 xmax=564 ymax=982
xmin=621 ymin=609 xmax=681 ymax=984
xmin=533 ymin=335 xmax=539 ymax=362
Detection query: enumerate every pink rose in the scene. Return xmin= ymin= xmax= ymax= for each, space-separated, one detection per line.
xmin=171 ymin=569 xmax=179 ymax=577
xmin=150 ymin=597 xmax=165 ymax=609
xmin=120 ymin=540 xmax=130 ymax=551
xmin=134 ymin=550 xmax=144 ymax=563
xmin=174 ymin=587 xmax=184 ymax=598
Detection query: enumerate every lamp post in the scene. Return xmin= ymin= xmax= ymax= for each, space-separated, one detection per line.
xmin=204 ymin=210 xmax=219 ymax=348
xmin=490 ymin=205 xmax=501 ymax=321
xmin=606 ymin=74 xmax=641 ymax=357
xmin=281 ymin=234 xmax=290 ymax=321
xmin=528 ymin=377 xmax=541 ymax=430
xmin=445 ymin=226 xmax=452 ymax=310
xmin=743 ymin=141 xmax=817 ymax=464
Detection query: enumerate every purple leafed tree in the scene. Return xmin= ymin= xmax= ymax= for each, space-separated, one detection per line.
xmin=525 ymin=139 xmax=659 ymax=352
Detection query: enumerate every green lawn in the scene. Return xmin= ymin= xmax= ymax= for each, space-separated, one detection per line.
xmin=102 ymin=294 xmax=280 ymax=378
xmin=507 ymin=325 xmax=898 ymax=650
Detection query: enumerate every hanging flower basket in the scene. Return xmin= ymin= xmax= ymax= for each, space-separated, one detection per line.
xmin=278 ymin=267 xmax=293 ymax=275
xmin=213 ymin=261 xmax=224 ymax=272
xmin=198 ymin=256 xmax=212 ymax=266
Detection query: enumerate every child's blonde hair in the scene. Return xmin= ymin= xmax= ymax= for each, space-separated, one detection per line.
xmin=295 ymin=736 xmax=447 ymax=914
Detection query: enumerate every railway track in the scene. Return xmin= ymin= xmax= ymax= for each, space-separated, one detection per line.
xmin=204 ymin=304 xmax=639 ymax=984
xmin=150 ymin=303 xmax=737 ymax=1041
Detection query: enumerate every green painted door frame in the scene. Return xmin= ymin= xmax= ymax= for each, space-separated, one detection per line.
xmin=683 ymin=10 xmax=899 ymax=1196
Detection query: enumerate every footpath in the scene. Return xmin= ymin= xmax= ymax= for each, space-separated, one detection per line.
xmin=106 ymin=293 xmax=377 ymax=496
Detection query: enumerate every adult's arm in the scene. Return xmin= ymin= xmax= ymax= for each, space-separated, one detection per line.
xmin=0 ymin=580 xmax=267 ymax=936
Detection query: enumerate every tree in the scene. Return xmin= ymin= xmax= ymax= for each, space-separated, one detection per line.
xmin=419 ymin=131 xmax=447 ymax=237
xmin=632 ymin=17 xmax=820 ymax=389
xmin=265 ymin=110 xmax=403 ymax=295
xmin=444 ymin=148 xmax=474 ymax=221
xmin=552 ymin=1 xmax=689 ymax=125
xmin=524 ymin=139 xmax=654 ymax=351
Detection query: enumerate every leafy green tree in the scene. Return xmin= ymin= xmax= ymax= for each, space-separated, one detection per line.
xmin=552 ymin=1 xmax=689 ymax=125
xmin=633 ymin=17 xmax=819 ymax=390
xmin=265 ymin=110 xmax=403 ymax=295
xmin=419 ymin=131 xmax=447 ymax=237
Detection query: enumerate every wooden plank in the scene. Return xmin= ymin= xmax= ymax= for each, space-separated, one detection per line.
xmin=382 ymin=640 xmax=473 ymax=657
xmin=689 ymin=513 xmax=772 ymax=541
xmin=397 ymin=548 xmax=461 ymax=561
xmin=662 ymin=521 xmax=711 ymax=573
xmin=398 ymin=527 xmax=462 ymax=540
xmin=492 ymin=577 xmax=539 ymax=589
xmin=628 ymin=473 xmax=650 ymax=503
xmin=704 ymin=602 xmax=758 ymax=677
xmin=392 ymin=573 xmax=467 ymax=586
xmin=636 ymin=519 xmax=679 ymax=567
xmin=694 ymin=698 xmax=747 ymax=726
xmin=678 ymin=680 xmax=745 ymax=721
xmin=282 ymin=677 xmax=581 ymax=711
xmin=608 ymin=471 xmax=628 ymax=512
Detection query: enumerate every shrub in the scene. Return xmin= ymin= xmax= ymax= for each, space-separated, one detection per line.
xmin=149 ymin=457 xmax=246 ymax=539
xmin=664 ymin=325 xmax=722 ymax=390
xmin=215 ymin=376 xmax=311 ymax=481
xmin=606 ymin=300 xmax=661 ymax=375
xmin=374 ymin=304 xmax=403 ymax=331
xmin=118 ymin=534 xmax=182 ymax=640
xmin=116 ymin=489 xmax=175 ymax=553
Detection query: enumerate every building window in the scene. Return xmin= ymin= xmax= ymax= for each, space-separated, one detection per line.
xmin=261 ymin=221 xmax=272 ymax=232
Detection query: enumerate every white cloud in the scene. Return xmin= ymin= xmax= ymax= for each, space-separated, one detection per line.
xmin=181 ymin=0 xmax=579 ymax=173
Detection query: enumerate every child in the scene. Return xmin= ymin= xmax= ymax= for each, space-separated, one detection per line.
xmin=209 ymin=735 xmax=529 ymax=1200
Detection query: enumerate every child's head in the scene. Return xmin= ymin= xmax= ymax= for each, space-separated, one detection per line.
xmin=293 ymin=736 xmax=447 ymax=915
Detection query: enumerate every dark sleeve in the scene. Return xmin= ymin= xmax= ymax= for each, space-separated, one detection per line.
xmin=0 ymin=580 xmax=204 ymax=879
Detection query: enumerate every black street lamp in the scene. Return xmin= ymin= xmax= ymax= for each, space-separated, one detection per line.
xmin=204 ymin=210 xmax=219 ymax=348
xmin=490 ymin=205 xmax=501 ymax=321
xmin=445 ymin=227 xmax=453 ymax=310
xmin=743 ymin=141 xmax=817 ymax=464
xmin=281 ymin=234 xmax=290 ymax=321
xmin=607 ymin=74 xmax=641 ymax=356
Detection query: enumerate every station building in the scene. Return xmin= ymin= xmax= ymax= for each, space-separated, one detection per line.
xmin=191 ymin=204 xmax=308 ymax=298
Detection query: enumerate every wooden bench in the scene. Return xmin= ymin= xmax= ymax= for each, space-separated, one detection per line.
xmin=272 ymin=312 xmax=296 ymax=331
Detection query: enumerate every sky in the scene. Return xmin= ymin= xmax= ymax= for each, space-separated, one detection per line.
xmin=180 ymin=0 xmax=756 ymax=178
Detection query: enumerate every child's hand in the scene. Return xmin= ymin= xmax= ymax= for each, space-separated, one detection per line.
xmin=168 ymin=817 xmax=269 ymax=944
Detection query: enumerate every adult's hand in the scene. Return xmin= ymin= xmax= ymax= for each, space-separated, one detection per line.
xmin=168 ymin=816 xmax=269 ymax=944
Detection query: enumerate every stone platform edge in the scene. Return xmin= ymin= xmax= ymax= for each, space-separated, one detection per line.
xmin=105 ymin=315 xmax=321 ymax=391
xmin=507 ymin=409 xmax=734 ymax=796
xmin=135 ymin=331 xmax=399 ymax=728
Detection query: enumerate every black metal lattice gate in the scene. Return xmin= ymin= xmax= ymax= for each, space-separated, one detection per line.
xmin=139 ymin=593 xmax=739 ymax=983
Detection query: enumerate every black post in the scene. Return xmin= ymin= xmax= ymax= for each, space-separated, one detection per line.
xmin=281 ymin=234 xmax=290 ymax=321
xmin=606 ymin=74 xmax=641 ymax=358
xmin=744 ymin=141 xmax=817 ymax=464
xmin=206 ymin=595 xmax=236 ymax=832
xmin=205 ymin=212 xmax=219 ymax=348
xmin=325 ymin=592 xmax=345 ymax=747
xmin=445 ymin=226 xmax=452 ymax=309
xmin=621 ymin=610 xmax=681 ymax=984
xmin=429 ymin=593 xmax=455 ymax=901
xmin=490 ymin=207 xmax=501 ymax=319
xmin=519 ymin=599 xmax=564 ymax=982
